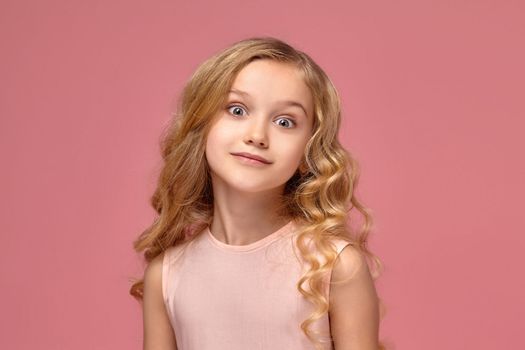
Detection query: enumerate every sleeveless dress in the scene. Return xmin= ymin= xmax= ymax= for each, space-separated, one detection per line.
xmin=162 ymin=219 xmax=352 ymax=350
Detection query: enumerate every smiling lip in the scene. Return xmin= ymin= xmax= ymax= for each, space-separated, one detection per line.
xmin=230 ymin=152 xmax=272 ymax=164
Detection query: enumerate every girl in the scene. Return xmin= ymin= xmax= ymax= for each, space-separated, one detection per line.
xmin=130 ymin=37 xmax=386 ymax=350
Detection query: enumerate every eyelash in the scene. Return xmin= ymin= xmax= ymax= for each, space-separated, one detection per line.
xmin=226 ymin=104 xmax=297 ymax=128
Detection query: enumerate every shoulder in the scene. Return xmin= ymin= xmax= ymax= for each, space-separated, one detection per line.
xmin=142 ymin=251 xmax=179 ymax=349
xmin=144 ymin=245 xmax=182 ymax=283
xmin=144 ymin=244 xmax=192 ymax=292
xmin=331 ymin=241 xmax=368 ymax=283
xmin=144 ymin=251 xmax=166 ymax=291
xmin=328 ymin=242 xmax=380 ymax=348
xmin=143 ymin=248 xmax=177 ymax=305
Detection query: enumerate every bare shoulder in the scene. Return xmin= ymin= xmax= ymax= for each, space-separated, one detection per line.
xmin=144 ymin=245 xmax=182 ymax=290
xmin=142 ymin=253 xmax=166 ymax=307
xmin=331 ymin=243 xmax=369 ymax=284
xmin=143 ymin=250 xmax=178 ymax=350
xmin=144 ymin=251 xmax=165 ymax=288
xmin=329 ymin=243 xmax=380 ymax=349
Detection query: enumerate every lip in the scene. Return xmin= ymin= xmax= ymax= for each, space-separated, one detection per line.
xmin=230 ymin=152 xmax=272 ymax=164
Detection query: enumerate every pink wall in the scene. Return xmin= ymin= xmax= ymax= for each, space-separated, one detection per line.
xmin=1 ymin=0 xmax=523 ymax=349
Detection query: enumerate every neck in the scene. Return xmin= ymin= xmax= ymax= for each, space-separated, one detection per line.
xmin=208 ymin=178 xmax=291 ymax=246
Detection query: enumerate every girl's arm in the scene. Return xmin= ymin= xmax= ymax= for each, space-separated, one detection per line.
xmin=143 ymin=253 xmax=178 ymax=350
xmin=329 ymin=245 xmax=380 ymax=350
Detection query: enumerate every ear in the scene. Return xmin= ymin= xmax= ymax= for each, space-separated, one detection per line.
xmin=298 ymin=160 xmax=309 ymax=175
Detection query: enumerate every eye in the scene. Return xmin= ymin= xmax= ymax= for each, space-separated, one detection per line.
xmin=227 ymin=105 xmax=247 ymax=117
xmin=275 ymin=117 xmax=296 ymax=128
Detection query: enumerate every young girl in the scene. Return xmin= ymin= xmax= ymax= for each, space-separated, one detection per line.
xmin=130 ymin=37 xmax=386 ymax=350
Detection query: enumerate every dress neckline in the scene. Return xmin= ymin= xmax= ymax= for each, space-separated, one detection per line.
xmin=206 ymin=220 xmax=296 ymax=253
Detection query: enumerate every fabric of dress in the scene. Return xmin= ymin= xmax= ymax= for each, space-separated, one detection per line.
xmin=162 ymin=219 xmax=353 ymax=350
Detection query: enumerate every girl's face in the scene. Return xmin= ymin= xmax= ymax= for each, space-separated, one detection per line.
xmin=205 ymin=59 xmax=314 ymax=194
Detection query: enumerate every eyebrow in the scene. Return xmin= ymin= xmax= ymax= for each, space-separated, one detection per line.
xmin=229 ymin=88 xmax=309 ymax=118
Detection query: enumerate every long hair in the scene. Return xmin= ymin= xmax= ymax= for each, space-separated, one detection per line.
xmin=129 ymin=36 xmax=387 ymax=350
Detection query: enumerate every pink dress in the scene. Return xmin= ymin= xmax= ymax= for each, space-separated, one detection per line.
xmin=162 ymin=219 xmax=352 ymax=350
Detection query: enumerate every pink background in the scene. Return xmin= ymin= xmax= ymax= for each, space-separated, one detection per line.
xmin=1 ymin=0 xmax=523 ymax=349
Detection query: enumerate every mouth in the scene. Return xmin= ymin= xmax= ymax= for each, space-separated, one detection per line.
xmin=230 ymin=152 xmax=272 ymax=164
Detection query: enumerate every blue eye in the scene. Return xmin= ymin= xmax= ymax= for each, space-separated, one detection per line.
xmin=275 ymin=117 xmax=296 ymax=128
xmin=227 ymin=105 xmax=246 ymax=117
xmin=227 ymin=104 xmax=295 ymax=128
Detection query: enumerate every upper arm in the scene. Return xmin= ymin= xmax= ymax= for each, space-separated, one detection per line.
xmin=143 ymin=252 xmax=178 ymax=350
xmin=328 ymin=244 xmax=380 ymax=350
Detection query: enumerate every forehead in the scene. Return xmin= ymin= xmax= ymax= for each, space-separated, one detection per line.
xmin=229 ymin=59 xmax=313 ymax=114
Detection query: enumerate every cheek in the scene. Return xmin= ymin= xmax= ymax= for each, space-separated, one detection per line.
xmin=205 ymin=128 xmax=220 ymax=164
xmin=205 ymin=122 xmax=233 ymax=168
xmin=272 ymin=146 xmax=305 ymax=180
xmin=206 ymin=123 xmax=227 ymax=150
xmin=280 ymin=135 xmax=308 ymax=163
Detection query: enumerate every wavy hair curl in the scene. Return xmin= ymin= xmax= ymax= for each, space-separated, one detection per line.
xmin=129 ymin=36 xmax=387 ymax=350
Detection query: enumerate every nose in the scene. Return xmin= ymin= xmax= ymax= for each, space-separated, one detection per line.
xmin=244 ymin=116 xmax=268 ymax=148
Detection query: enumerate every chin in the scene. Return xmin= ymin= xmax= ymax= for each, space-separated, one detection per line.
xmin=225 ymin=180 xmax=284 ymax=194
